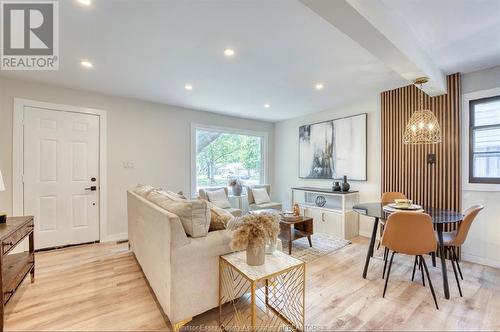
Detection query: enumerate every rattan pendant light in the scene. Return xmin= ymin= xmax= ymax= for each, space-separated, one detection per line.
xmin=403 ymin=77 xmax=442 ymax=144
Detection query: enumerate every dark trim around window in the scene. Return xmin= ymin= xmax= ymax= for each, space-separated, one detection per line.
xmin=469 ymin=95 xmax=500 ymax=184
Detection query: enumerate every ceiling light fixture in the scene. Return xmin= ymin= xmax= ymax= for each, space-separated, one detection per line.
xmin=185 ymin=84 xmax=193 ymax=91
xmin=77 ymin=0 xmax=92 ymax=6
xmin=315 ymin=83 xmax=324 ymax=90
xmin=403 ymin=77 xmax=442 ymax=144
xmin=264 ymin=103 xmax=270 ymax=108
xmin=224 ymin=48 xmax=235 ymax=57
xmin=80 ymin=60 xmax=93 ymax=68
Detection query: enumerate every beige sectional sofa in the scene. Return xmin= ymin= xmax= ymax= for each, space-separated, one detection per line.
xmin=127 ymin=190 xmax=234 ymax=329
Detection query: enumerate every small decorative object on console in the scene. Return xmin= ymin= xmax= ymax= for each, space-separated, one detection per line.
xmin=293 ymin=203 xmax=301 ymax=216
xmin=332 ymin=181 xmax=341 ymax=191
xmin=228 ymin=178 xmax=243 ymax=196
xmin=315 ymin=195 xmax=326 ymax=207
xmin=341 ymin=175 xmax=350 ymax=192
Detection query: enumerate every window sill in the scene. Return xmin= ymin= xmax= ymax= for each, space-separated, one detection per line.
xmin=463 ymin=182 xmax=500 ymax=192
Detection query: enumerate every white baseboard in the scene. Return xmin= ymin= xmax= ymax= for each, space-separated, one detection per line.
xmin=359 ymin=230 xmax=371 ymax=238
xmin=102 ymin=232 xmax=128 ymax=243
xmin=461 ymin=252 xmax=500 ymax=269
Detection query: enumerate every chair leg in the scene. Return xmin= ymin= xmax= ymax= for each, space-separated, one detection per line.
xmin=383 ymin=251 xmax=395 ymax=298
xmin=411 ymin=256 xmax=418 ymax=281
xmin=431 ymin=251 xmax=436 ymax=267
xmin=377 ymin=224 xmax=385 ymax=250
xmin=382 ymin=248 xmax=389 ymax=279
xmin=420 ymin=255 xmax=439 ymax=310
xmin=419 ymin=256 xmax=425 ymax=287
xmin=452 ymin=247 xmax=463 ymax=280
xmin=449 ymin=250 xmax=463 ymax=297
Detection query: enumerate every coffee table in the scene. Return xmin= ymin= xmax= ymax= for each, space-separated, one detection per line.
xmin=279 ymin=216 xmax=313 ymax=255
xmin=249 ymin=210 xmax=314 ymax=255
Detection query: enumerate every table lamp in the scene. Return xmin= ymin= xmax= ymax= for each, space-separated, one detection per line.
xmin=0 ymin=170 xmax=6 ymax=223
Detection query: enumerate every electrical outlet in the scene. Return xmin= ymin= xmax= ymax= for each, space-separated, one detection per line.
xmin=123 ymin=161 xmax=135 ymax=169
xmin=427 ymin=153 xmax=436 ymax=165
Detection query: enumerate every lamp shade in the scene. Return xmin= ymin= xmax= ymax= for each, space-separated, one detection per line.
xmin=0 ymin=170 xmax=4 ymax=192
xmin=403 ymin=110 xmax=442 ymax=144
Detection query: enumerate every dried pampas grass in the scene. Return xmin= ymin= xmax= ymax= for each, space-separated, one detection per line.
xmin=229 ymin=213 xmax=280 ymax=251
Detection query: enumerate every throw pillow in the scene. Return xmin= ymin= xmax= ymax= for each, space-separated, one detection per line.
xmin=206 ymin=189 xmax=232 ymax=209
xmin=134 ymin=184 xmax=155 ymax=197
xmin=147 ymin=189 xmax=210 ymax=237
xmin=205 ymin=200 xmax=234 ymax=231
xmin=252 ymin=188 xmax=271 ymax=205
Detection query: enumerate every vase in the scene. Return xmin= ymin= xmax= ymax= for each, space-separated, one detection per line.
xmin=246 ymin=242 xmax=265 ymax=266
xmin=265 ymin=239 xmax=277 ymax=254
xmin=231 ymin=183 xmax=242 ymax=196
xmin=341 ymin=176 xmax=350 ymax=192
xmin=333 ymin=181 xmax=341 ymax=191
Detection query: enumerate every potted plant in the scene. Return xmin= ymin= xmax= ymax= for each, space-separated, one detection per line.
xmin=228 ymin=178 xmax=243 ymax=196
xmin=228 ymin=213 xmax=280 ymax=266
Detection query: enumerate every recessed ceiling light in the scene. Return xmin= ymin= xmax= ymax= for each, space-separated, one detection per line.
xmin=80 ymin=60 xmax=93 ymax=68
xmin=264 ymin=103 xmax=270 ymax=108
xmin=315 ymin=83 xmax=325 ymax=90
xmin=185 ymin=84 xmax=193 ymax=91
xmin=77 ymin=0 xmax=91 ymax=6
xmin=224 ymin=48 xmax=235 ymax=57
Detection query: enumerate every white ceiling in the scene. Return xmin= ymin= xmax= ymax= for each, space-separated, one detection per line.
xmin=1 ymin=0 xmax=499 ymax=121
xmin=0 ymin=0 xmax=405 ymax=122
xmin=381 ymin=0 xmax=500 ymax=74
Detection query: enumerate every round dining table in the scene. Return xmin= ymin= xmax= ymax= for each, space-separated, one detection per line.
xmin=353 ymin=202 xmax=464 ymax=300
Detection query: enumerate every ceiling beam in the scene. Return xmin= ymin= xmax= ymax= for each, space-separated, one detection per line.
xmin=300 ymin=0 xmax=447 ymax=96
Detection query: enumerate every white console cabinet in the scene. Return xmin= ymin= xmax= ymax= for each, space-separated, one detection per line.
xmin=291 ymin=187 xmax=359 ymax=240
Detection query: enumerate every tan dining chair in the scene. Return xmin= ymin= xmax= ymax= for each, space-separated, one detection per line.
xmin=378 ymin=192 xmax=407 ymax=250
xmin=381 ymin=211 xmax=439 ymax=309
xmin=440 ymin=205 xmax=484 ymax=297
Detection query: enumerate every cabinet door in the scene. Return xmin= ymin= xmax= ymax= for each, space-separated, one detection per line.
xmin=303 ymin=207 xmax=324 ymax=233
xmin=323 ymin=211 xmax=343 ymax=238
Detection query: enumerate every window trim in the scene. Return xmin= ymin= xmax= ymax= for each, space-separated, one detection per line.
xmin=463 ymin=87 xmax=500 ymax=191
xmin=190 ymin=123 xmax=268 ymax=198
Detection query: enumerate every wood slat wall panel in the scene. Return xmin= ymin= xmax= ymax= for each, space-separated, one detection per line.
xmin=381 ymin=73 xmax=461 ymax=217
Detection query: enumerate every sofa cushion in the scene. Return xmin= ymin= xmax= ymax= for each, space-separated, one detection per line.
xmin=252 ymin=187 xmax=271 ymax=205
xmin=256 ymin=202 xmax=282 ymax=210
xmin=134 ymin=184 xmax=156 ymax=197
xmin=206 ymin=189 xmax=231 ymax=209
xmin=204 ymin=200 xmax=234 ymax=231
xmin=147 ymin=190 xmax=210 ymax=237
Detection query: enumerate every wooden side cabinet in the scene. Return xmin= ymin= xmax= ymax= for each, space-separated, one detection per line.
xmin=0 ymin=216 xmax=35 ymax=331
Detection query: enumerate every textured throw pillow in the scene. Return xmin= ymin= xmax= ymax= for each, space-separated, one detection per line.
xmin=134 ymin=184 xmax=155 ymax=197
xmin=252 ymin=188 xmax=271 ymax=205
xmin=206 ymin=189 xmax=232 ymax=209
xmin=205 ymin=200 xmax=234 ymax=231
xmin=147 ymin=190 xmax=210 ymax=237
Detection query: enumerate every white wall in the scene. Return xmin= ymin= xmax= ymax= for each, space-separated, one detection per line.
xmin=274 ymin=98 xmax=380 ymax=237
xmin=461 ymin=65 xmax=500 ymax=268
xmin=0 ymin=77 xmax=274 ymax=241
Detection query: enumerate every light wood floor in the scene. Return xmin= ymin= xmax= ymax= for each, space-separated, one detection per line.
xmin=5 ymin=237 xmax=500 ymax=331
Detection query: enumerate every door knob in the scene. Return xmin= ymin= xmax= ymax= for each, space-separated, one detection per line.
xmin=85 ymin=186 xmax=97 ymax=191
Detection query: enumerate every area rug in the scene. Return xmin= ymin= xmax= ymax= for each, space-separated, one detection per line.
xmin=280 ymin=233 xmax=350 ymax=263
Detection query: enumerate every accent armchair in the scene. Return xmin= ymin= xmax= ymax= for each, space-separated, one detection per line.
xmin=198 ymin=187 xmax=242 ymax=216
xmin=247 ymin=184 xmax=282 ymax=211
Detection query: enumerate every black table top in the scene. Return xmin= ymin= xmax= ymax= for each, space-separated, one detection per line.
xmin=291 ymin=187 xmax=359 ymax=194
xmin=353 ymin=202 xmax=463 ymax=224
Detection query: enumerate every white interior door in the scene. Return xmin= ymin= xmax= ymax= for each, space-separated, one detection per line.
xmin=23 ymin=106 xmax=100 ymax=249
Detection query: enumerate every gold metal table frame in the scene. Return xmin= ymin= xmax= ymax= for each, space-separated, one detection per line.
xmin=219 ymin=251 xmax=305 ymax=331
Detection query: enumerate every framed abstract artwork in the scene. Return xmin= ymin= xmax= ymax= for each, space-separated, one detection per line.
xmin=299 ymin=113 xmax=367 ymax=180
